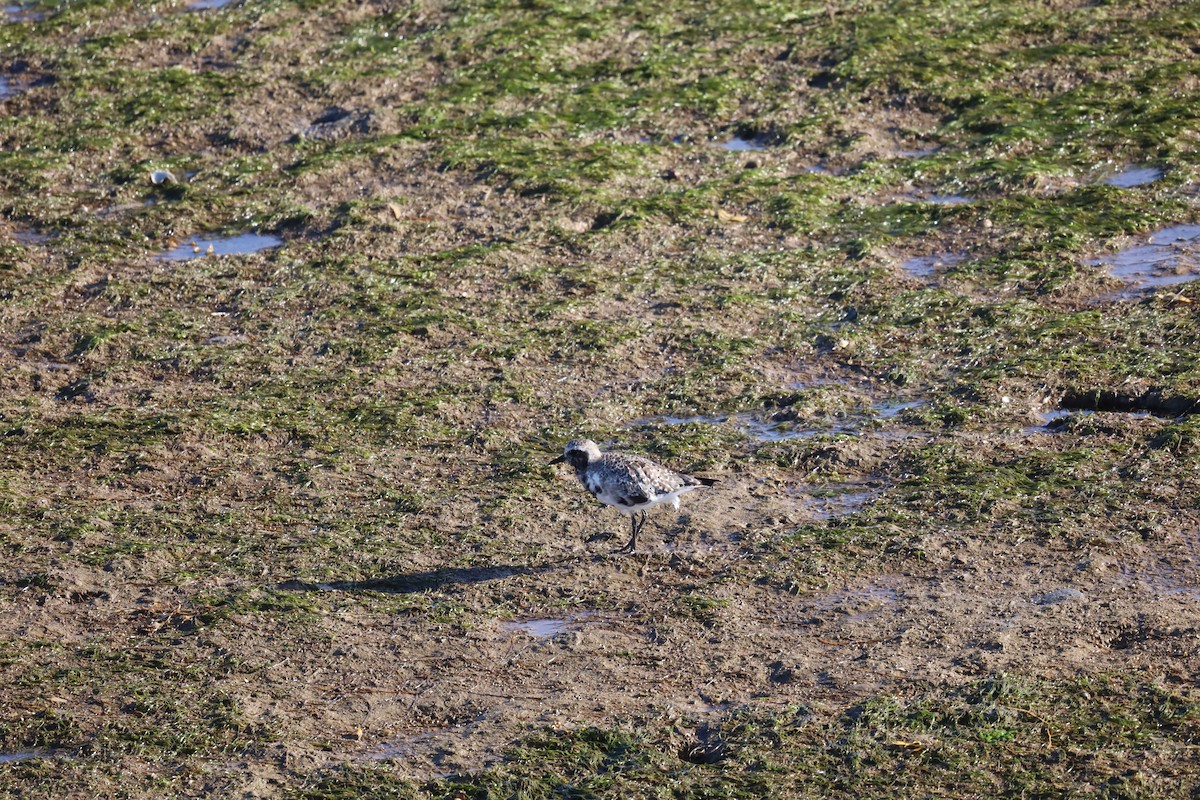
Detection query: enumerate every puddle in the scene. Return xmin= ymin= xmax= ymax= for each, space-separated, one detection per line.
xmin=641 ymin=412 xmax=825 ymax=442
xmin=637 ymin=400 xmax=925 ymax=442
xmin=741 ymin=416 xmax=820 ymax=442
xmin=501 ymin=613 xmax=594 ymax=639
xmin=188 ymin=0 xmax=236 ymax=8
xmin=805 ymin=489 xmax=879 ymax=520
xmin=901 ymin=252 xmax=965 ymax=278
xmin=792 ymin=484 xmax=882 ymax=520
xmin=0 ymin=750 xmax=64 ymax=764
xmin=1120 ymin=561 xmax=1200 ymax=600
xmin=926 ymin=194 xmax=972 ymax=205
xmin=1025 ymin=407 xmax=1153 ymax=434
xmin=10 ymin=229 xmax=48 ymax=246
xmin=807 ymin=578 xmax=901 ymax=622
xmin=1104 ymin=165 xmax=1163 ymax=188
xmin=3 ymin=2 xmax=44 ymax=22
xmin=1088 ymin=224 xmax=1200 ymax=295
xmin=361 ymin=727 xmax=472 ymax=777
xmin=0 ymin=72 xmax=30 ymax=99
xmin=364 ymin=732 xmax=437 ymax=762
xmin=1119 ymin=533 xmax=1200 ymax=600
xmin=874 ymin=400 xmax=924 ymax=419
xmin=1023 ymin=408 xmax=1089 ymax=434
xmin=719 ymin=135 xmax=769 ymax=152
xmin=502 ymin=618 xmax=571 ymax=638
xmin=1038 ymin=409 xmax=1078 ymax=425
xmin=156 ymin=232 xmax=282 ymax=260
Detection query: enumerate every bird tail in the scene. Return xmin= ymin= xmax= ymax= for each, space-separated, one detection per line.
xmin=693 ymin=476 xmax=718 ymax=487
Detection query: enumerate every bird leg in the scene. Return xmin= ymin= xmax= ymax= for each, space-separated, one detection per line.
xmin=617 ymin=510 xmax=645 ymax=554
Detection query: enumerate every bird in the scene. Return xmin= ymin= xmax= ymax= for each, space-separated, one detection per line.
xmin=549 ymin=438 xmax=717 ymax=554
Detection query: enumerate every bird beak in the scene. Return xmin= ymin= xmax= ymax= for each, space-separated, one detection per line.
xmin=548 ymin=454 xmax=565 ymax=466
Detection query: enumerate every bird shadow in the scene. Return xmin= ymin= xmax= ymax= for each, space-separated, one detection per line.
xmin=278 ymin=556 xmax=588 ymax=595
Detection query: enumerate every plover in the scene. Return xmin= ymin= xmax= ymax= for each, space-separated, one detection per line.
xmin=550 ymin=438 xmax=717 ymax=553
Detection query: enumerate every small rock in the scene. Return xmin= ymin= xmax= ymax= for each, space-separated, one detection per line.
xmin=1034 ymin=587 xmax=1085 ymax=606
xmin=296 ymin=107 xmax=377 ymax=142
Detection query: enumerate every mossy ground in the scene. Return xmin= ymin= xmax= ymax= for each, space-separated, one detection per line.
xmin=2 ymin=0 xmax=1199 ymax=797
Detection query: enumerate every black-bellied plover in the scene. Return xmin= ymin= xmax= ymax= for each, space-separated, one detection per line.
xmin=550 ymin=438 xmax=717 ymax=553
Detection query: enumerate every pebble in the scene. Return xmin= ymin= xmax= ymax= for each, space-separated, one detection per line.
xmin=1034 ymin=587 xmax=1086 ymax=606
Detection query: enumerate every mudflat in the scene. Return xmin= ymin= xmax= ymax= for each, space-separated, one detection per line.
xmin=1 ymin=1 xmax=1198 ymax=797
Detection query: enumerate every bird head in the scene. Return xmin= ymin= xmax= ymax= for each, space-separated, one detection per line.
xmin=549 ymin=438 xmax=601 ymax=470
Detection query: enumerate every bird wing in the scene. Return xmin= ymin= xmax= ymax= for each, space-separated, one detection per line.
xmin=617 ymin=455 xmax=687 ymax=496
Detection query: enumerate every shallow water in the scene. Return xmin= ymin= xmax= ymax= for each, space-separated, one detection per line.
xmin=719 ymin=135 xmax=768 ymax=152
xmin=873 ymin=400 xmax=925 ymax=419
xmin=901 ymin=248 xmax=968 ymax=279
xmin=0 ymin=750 xmax=60 ymax=764
xmin=638 ymin=399 xmax=923 ymax=442
xmin=3 ymin=2 xmax=44 ymax=22
xmin=361 ymin=729 xmax=462 ymax=777
xmin=806 ymin=489 xmax=879 ymax=520
xmin=503 ymin=614 xmax=597 ymax=638
xmin=1023 ymin=408 xmax=1084 ymax=435
xmin=901 ymin=252 xmax=963 ymax=278
xmin=1025 ymin=407 xmax=1153 ymax=435
xmin=1122 ymin=562 xmax=1200 ymax=600
xmin=636 ymin=412 xmax=810 ymax=441
xmin=655 ymin=411 xmax=825 ymax=442
xmin=1104 ymin=165 xmax=1162 ymax=188
xmin=363 ymin=732 xmax=436 ymax=761
xmin=502 ymin=618 xmax=573 ymax=638
xmin=1089 ymin=223 xmax=1200 ymax=295
xmin=1120 ymin=531 xmax=1200 ymax=600
xmin=741 ymin=416 xmax=821 ymax=442
xmin=189 ymin=0 xmax=236 ymax=9
xmin=794 ymin=484 xmax=881 ymax=520
xmin=807 ymin=579 xmax=900 ymax=624
xmin=156 ymin=232 xmax=282 ymax=260
xmin=10 ymin=229 xmax=48 ymax=245
xmin=926 ymin=194 xmax=972 ymax=205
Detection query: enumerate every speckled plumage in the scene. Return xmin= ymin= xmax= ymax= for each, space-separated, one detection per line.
xmin=550 ymin=438 xmax=716 ymax=553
